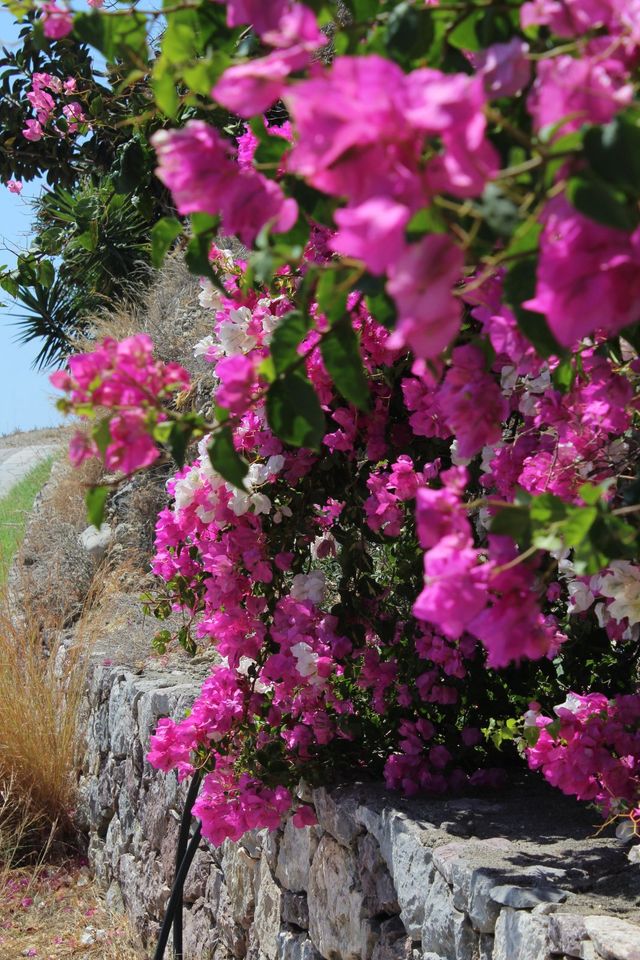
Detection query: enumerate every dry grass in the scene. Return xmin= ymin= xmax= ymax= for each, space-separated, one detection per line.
xmin=44 ymin=456 xmax=103 ymax=533
xmin=0 ymin=859 xmax=144 ymax=959
xmin=0 ymin=582 xmax=92 ymax=841
xmin=73 ymin=255 xmax=214 ymax=374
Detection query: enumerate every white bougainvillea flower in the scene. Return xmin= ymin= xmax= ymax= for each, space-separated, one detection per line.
xmin=290 ymin=570 xmax=326 ymax=606
xmin=598 ymin=561 xmax=640 ymax=625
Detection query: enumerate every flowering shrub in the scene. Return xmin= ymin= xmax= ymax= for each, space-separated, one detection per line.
xmin=33 ymin=0 xmax=640 ymax=846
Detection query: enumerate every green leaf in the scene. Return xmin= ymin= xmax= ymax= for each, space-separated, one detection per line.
xmin=208 ymin=427 xmax=248 ymax=490
xmin=566 ymin=177 xmax=638 ymax=232
xmin=168 ymin=420 xmax=193 ymax=468
xmin=74 ymin=11 xmax=147 ymax=65
xmin=447 ymin=11 xmax=483 ymax=51
xmin=191 ymin=212 xmax=218 ymax=236
xmin=490 ymin=505 xmax=531 ymax=545
xmin=86 ymin=485 xmax=109 ymax=530
xmin=270 ymin=310 xmax=310 ymax=375
xmin=320 ymin=319 xmax=370 ymax=410
xmin=504 ymin=258 xmax=565 ymax=358
xmin=385 ymin=2 xmax=434 ymax=63
xmin=266 ymin=374 xmax=325 ymax=450
xmin=92 ymin=417 xmax=112 ymax=456
xmin=114 ymin=140 xmax=146 ymax=194
xmin=365 ymin=289 xmax=397 ymax=330
xmin=551 ymin=358 xmax=576 ymax=393
xmin=152 ymin=66 xmax=179 ymax=117
xmin=406 ymin=205 xmax=447 ymax=239
xmin=316 ymin=269 xmax=348 ymax=325
xmin=584 ymin=117 xmax=640 ymax=195
xmin=185 ymin=233 xmax=218 ymax=283
xmin=37 ymin=259 xmax=55 ymax=288
xmin=253 ymin=128 xmax=290 ymax=169
xmin=151 ymin=217 xmax=182 ymax=268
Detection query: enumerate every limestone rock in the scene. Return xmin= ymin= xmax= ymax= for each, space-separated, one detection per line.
xmin=308 ymin=834 xmax=374 ymax=960
xmin=313 ymin=786 xmax=362 ymax=846
xmin=371 ymin=916 xmax=411 ymax=960
xmin=584 ymin=916 xmax=640 ymax=960
xmin=489 ymin=885 xmax=567 ymax=910
xmin=282 ymin=891 xmax=310 ymax=930
xmin=547 ymin=913 xmax=589 ymax=958
xmin=433 ymin=839 xmax=514 ymax=934
xmin=254 ymin=855 xmax=282 ymax=960
xmin=79 ymin=523 xmax=112 ymax=558
xmin=361 ymin=808 xmax=436 ymax=938
xmin=276 ymin=818 xmax=320 ymax=893
xmin=277 ymin=931 xmax=323 ymax=960
xmin=493 ymin=907 xmax=552 ymax=960
xmin=422 ymin=867 xmax=454 ymax=955
xmin=222 ymin=844 xmax=259 ymax=927
xmin=358 ymin=833 xmax=399 ymax=916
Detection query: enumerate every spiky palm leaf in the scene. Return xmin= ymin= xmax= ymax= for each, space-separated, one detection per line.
xmin=11 ymin=281 xmax=92 ymax=370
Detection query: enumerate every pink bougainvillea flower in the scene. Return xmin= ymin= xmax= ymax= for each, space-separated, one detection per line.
xmin=211 ymin=0 xmax=289 ymax=35
xmin=524 ymin=198 xmax=640 ymax=346
xmin=22 ymin=119 xmax=44 ymax=141
xmin=521 ymin=0 xmax=615 ymax=36
xmin=68 ymin=431 xmax=99 ymax=467
xmin=262 ymin=3 xmax=326 ymax=48
xmin=474 ymin=38 xmax=531 ymax=97
xmin=40 ymin=2 xmax=74 ymax=39
xmin=6 ymin=180 xmax=22 ymax=194
xmin=152 ymin=121 xmax=297 ymax=245
xmin=387 ymin=234 xmax=464 ymax=358
xmin=437 ymin=344 xmax=508 ymax=458
xmin=413 ymin=534 xmax=488 ymax=638
xmin=528 ymin=54 xmax=632 ymax=134
xmin=329 ymin=199 xmax=411 ymax=276
xmin=215 ymin=354 xmax=258 ymax=415
xmin=213 ymin=46 xmax=310 ymax=117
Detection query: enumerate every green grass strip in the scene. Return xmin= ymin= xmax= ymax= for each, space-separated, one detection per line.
xmin=0 ymin=456 xmax=54 ymax=584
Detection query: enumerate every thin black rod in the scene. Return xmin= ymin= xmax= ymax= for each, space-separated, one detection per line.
xmin=173 ymin=771 xmax=203 ymax=959
xmin=153 ymin=822 xmax=203 ymax=960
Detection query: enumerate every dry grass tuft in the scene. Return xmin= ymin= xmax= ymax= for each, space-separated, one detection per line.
xmin=0 ymin=582 xmax=91 ymax=841
xmin=0 ymin=858 xmax=144 ymax=959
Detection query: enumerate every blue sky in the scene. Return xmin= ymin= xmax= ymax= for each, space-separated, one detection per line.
xmin=0 ymin=6 xmax=64 ymax=435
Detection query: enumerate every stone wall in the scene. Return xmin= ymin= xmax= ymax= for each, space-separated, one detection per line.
xmin=79 ymin=627 xmax=640 ymax=960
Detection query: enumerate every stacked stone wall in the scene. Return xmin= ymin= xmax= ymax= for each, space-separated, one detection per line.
xmin=80 ymin=652 xmax=640 ymax=960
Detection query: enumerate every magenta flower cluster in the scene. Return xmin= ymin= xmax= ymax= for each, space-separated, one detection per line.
xmin=49 ymin=0 xmax=640 ymax=846
xmin=21 ymin=70 xmax=86 ymax=143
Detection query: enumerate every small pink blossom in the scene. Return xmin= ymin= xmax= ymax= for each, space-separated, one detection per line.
xmin=6 ymin=180 xmax=22 ymax=194
xmin=329 ymin=199 xmax=411 ymax=276
xmin=474 ymin=39 xmax=531 ymax=97
xmin=387 ymin=235 xmax=464 ymax=358
xmin=528 ymin=54 xmax=632 ymax=134
xmin=525 ymin=198 xmax=640 ymax=346
xmin=40 ymin=2 xmax=74 ymax=40
xmin=23 ymin=119 xmax=44 ymax=141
